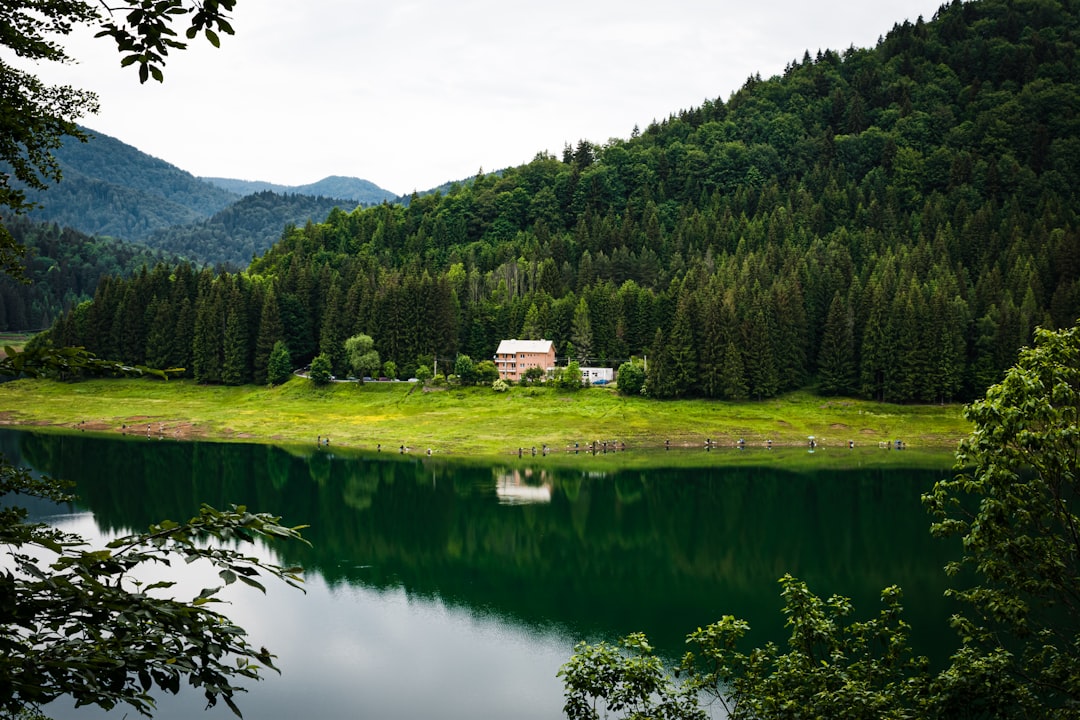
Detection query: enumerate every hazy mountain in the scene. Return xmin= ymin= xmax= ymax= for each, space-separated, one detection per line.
xmin=19 ymin=128 xmax=238 ymax=241
xmin=200 ymin=175 xmax=396 ymax=205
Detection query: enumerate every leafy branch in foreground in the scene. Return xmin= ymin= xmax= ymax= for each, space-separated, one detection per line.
xmin=560 ymin=576 xmax=929 ymax=720
xmin=1 ymin=454 xmax=309 ymax=718
xmin=924 ymin=321 xmax=1080 ymax=717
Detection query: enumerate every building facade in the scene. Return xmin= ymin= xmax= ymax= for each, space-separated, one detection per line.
xmin=494 ymin=339 xmax=556 ymax=381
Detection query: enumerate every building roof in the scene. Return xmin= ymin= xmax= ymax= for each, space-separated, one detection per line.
xmin=495 ymin=339 xmax=554 ymax=355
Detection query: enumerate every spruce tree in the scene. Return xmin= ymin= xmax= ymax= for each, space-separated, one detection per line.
xmin=571 ymin=297 xmax=593 ymax=364
xmin=743 ymin=305 xmax=779 ymax=399
xmin=666 ymin=297 xmax=697 ymax=397
xmin=222 ymin=292 xmax=250 ymax=386
xmin=645 ymin=327 xmax=672 ymax=398
xmin=143 ymin=298 xmax=174 ymax=370
xmin=817 ymin=292 xmax=856 ymax=396
xmin=192 ymin=281 xmax=224 ymax=384
xmin=521 ymin=302 xmax=542 ymax=340
xmin=253 ymin=286 xmax=284 ymax=386
xmin=721 ymin=341 xmax=749 ymax=400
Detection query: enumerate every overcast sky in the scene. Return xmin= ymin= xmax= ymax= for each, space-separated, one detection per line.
xmin=35 ymin=0 xmax=946 ymax=196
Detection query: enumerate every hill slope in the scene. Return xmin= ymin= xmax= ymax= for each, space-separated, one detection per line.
xmin=142 ymin=190 xmax=356 ymax=268
xmin=19 ymin=128 xmax=238 ymax=240
xmin=200 ymin=175 xmax=396 ymax=205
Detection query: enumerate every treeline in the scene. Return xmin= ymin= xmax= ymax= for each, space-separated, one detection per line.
xmin=40 ymin=0 xmax=1080 ymax=402
xmin=0 ymin=218 xmax=181 ymax=332
xmin=141 ymin=191 xmax=357 ymax=269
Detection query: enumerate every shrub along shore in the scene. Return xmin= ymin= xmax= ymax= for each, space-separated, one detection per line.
xmin=0 ymin=376 xmax=969 ymax=463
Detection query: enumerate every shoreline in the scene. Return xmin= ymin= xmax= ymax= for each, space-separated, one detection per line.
xmin=0 ymin=377 xmax=970 ymax=460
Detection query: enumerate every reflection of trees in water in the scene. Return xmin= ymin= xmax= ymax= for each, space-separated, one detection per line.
xmin=9 ymin=429 xmax=957 ymax=660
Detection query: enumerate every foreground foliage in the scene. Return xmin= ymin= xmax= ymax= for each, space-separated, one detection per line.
xmin=561 ymin=320 xmax=1080 ymax=719
xmin=2 ymin=0 xmax=237 ymax=260
xmin=0 ymin=464 xmax=308 ymax=717
xmin=0 ymin=348 xmax=309 ymax=718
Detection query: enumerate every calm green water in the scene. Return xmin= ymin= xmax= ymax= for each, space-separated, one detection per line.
xmin=1 ymin=429 xmax=960 ymax=719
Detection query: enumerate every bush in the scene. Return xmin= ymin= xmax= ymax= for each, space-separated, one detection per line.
xmin=556 ymin=361 xmax=583 ymax=390
xmin=616 ymin=361 xmax=646 ymax=396
xmin=267 ymin=341 xmax=292 ymax=386
xmin=492 ymin=378 xmax=509 ymax=392
xmin=309 ymin=353 xmax=333 ymax=385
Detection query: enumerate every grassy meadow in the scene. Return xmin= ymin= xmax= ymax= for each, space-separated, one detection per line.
xmin=0 ymin=376 xmax=971 ymax=463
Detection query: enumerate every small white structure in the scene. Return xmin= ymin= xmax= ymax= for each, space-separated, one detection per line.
xmin=579 ymin=366 xmax=614 ymax=384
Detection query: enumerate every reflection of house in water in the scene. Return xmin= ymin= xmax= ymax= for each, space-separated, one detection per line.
xmin=495 ymin=468 xmax=552 ymax=505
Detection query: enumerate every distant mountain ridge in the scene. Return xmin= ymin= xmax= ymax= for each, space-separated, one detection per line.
xmin=19 ymin=127 xmax=239 ymax=240
xmin=9 ymin=127 xmax=398 ymax=266
xmin=200 ymin=175 xmax=396 ymax=205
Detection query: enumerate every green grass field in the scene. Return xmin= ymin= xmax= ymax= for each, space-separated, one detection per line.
xmin=0 ymin=376 xmax=971 ymax=462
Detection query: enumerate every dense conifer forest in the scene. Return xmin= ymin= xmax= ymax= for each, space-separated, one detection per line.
xmin=0 ymin=218 xmax=181 ymax=331
xmin=140 ymin=191 xmax=356 ymax=269
xmin=39 ymin=0 xmax=1080 ymax=402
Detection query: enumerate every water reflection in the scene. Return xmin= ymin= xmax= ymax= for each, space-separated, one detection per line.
xmin=0 ymin=429 xmax=961 ymax=719
xmin=496 ymin=469 xmax=553 ymax=504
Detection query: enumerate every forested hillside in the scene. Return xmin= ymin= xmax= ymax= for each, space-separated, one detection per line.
xmin=200 ymin=176 xmax=396 ymax=206
xmin=14 ymin=128 xmax=238 ymax=240
xmin=0 ymin=218 xmax=181 ymax=331
xmin=141 ymin=191 xmax=356 ymax=269
xmin=43 ymin=0 xmax=1080 ymax=402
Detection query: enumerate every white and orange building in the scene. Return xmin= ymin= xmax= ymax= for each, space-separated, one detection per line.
xmin=494 ymin=339 xmax=556 ymax=382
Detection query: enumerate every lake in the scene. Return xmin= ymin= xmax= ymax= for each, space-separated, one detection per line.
xmin=0 ymin=429 xmax=961 ymax=719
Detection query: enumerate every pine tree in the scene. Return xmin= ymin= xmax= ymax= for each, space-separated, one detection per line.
xmin=817 ymin=292 xmax=856 ymax=395
xmin=253 ymin=286 xmax=284 ymax=386
xmin=721 ymin=341 xmax=749 ymax=400
xmin=193 ymin=280 xmax=224 ymax=384
xmin=743 ymin=305 xmax=779 ymax=399
xmin=666 ymin=297 xmax=697 ymax=397
xmin=571 ymin=296 xmax=593 ymax=364
xmin=143 ymin=298 xmax=174 ymax=370
xmin=697 ymin=292 xmax=726 ymax=398
xmin=520 ymin=302 xmax=542 ymax=340
xmin=221 ymin=288 xmax=250 ymax=386
xmin=646 ymin=327 xmax=673 ymax=398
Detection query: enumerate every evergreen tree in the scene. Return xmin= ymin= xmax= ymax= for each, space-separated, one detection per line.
xmin=817 ymin=292 xmax=856 ymax=395
xmin=666 ymin=297 xmax=697 ymax=397
xmin=721 ymin=340 xmax=749 ymax=400
xmin=520 ymin=302 xmax=542 ymax=340
xmin=698 ymin=292 xmax=726 ymax=398
xmin=222 ymin=297 xmax=250 ymax=386
xmin=743 ymin=305 xmax=779 ymax=399
xmin=143 ymin=297 xmax=174 ymax=370
xmin=645 ymin=327 xmax=673 ymax=398
xmin=253 ymin=286 xmax=285 ymax=386
xmin=571 ymin=297 xmax=593 ymax=364
xmin=319 ymin=277 xmax=348 ymax=377
xmin=192 ymin=280 xmax=224 ymax=384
